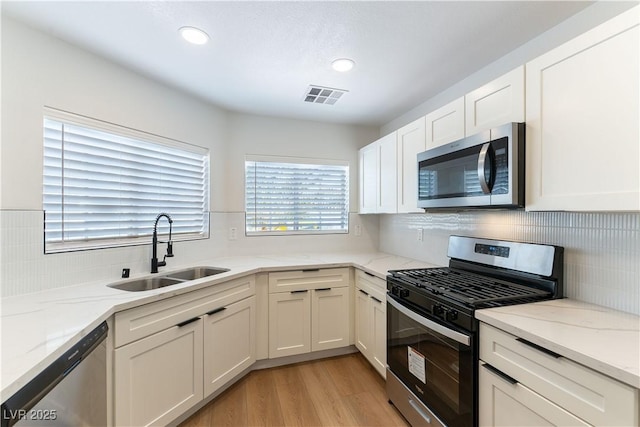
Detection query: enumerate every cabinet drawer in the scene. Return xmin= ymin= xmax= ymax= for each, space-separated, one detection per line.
xmin=115 ymin=275 xmax=255 ymax=347
xmin=268 ymin=268 xmax=349 ymax=293
xmin=479 ymin=362 xmax=589 ymax=427
xmin=355 ymin=269 xmax=386 ymax=302
xmin=480 ymin=323 xmax=639 ymax=426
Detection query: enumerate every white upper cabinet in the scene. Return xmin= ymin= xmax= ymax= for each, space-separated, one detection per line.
xmin=465 ymin=66 xmax=525 ymax=135
xmin=358 ymin=132 xmax=397 ymax=214
xmin=358 ymin=142 xmax=378 ymax=214
xmin=396 ymin=117 xmax=426 ymax=213
xmin=526 ymin=6 xmax=639 ymax=211
xmin=377 ymin=132 xmax=398 ymax=213
xmin=425 ymin=97 xmax=465 ymax=150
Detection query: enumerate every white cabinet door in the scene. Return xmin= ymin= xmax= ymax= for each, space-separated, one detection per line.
xmin=114 ymin=319 xmax=203 ymax=427
xmin=203 ymin=296 xmax=256 ymax=397
xmin=377 ymin=132 xmax=398 ymax=213
xmin=311 ymin=287 xmax=350 ymax=351
xmin=479 ymin=364 xmax=589 ymax=427
xmin=396 ymin=117 xmax=426 ymax=213
xmin=359 ymin=133 xmax=397 ymax=214
xmin=526 ymin=6 xmax=640 ymax=211
xmin=354 ymin=288 xmax=371 ymax=355
xmin=355 ymin=270 xmax=387 ymax=378
xmin=465 ymin=66 xmax=524 ymax=135
xmin=268 ymin=290 xmax=311 ymax=358
xmin=425 ymin=97 xmax=465 ymax=150
xmin=370 ymin=295 xmax=387 ymax=378
xmin=359 ymin=142 xmax=378 ymax=213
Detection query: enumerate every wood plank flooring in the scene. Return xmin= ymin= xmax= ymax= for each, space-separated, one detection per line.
xmin=180 ymin=353 xmax=409 ymax=427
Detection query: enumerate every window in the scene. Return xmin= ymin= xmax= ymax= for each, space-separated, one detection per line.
xmin=43 ymin=109 xmax=210 ymax=253
xmin=245 ymin=156 xmax=349 ymax=235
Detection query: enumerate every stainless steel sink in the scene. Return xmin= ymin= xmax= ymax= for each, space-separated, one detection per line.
xmin=108 ymin=266 xmax=230 ymax=292
xmin=165 ymin=266 xmax=230 ymax=281
xmin=108 ymin=277 xmax=183 ymax=292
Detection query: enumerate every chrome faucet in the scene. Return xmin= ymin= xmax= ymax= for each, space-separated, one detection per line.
xmin=151 ymin=213 xmax=174 ymax=273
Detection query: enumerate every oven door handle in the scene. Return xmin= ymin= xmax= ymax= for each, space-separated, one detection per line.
xmin=387 ymin=295 xmax=471 ymax=346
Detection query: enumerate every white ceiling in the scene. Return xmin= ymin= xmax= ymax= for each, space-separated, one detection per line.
xmin=2 ymin=1 xmax=593 ymax=126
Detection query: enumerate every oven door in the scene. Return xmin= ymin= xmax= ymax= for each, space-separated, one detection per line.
xmin=387 ymin=295 xmax=475 ymax=427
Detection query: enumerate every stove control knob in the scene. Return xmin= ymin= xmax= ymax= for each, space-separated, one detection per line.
xmin=391 ymin=286 xmax=400 ymax=296
xmin=399 ymin=288 xmax=410 ymax=298
xmin=446 ymin=310 xmax=458 ymax=322
xmin=432 ymin=304 xmax=444 ymax=317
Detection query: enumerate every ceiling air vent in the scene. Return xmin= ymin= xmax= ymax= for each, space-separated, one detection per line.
xmin=303 ymin=85 xmax=348 ymax=105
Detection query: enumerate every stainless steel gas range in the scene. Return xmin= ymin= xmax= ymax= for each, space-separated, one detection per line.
xmin=386 ymin=235 xmax=564 ymax=427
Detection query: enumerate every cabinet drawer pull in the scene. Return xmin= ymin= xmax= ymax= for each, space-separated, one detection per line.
xmin=176 ymin=317 xmax=200 ymax=328
xmin=358 ymin=289 xmax=369 ymax=296
xmin=483 ymin=363 xmax=518 ymax=385
xmin=371 ymin=296 xmax=382 ymax=304
xmin=290 ymin=289 xmax=309 ymax=294
xmin=364 ymin=271 xmax=375 ymax=277
xmin=302 ymin=269 xmax=320 ymax=273
xmin=206 ymin=307 xmax=226 ymax=316
xmin=516 ymin=337 xmax=562 ymax=359
xmin=316 ymin=288 xmax=331 ymax=291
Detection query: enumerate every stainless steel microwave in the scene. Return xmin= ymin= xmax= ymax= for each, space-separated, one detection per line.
xmin=417 ymin=122 xmax=524 ymax=209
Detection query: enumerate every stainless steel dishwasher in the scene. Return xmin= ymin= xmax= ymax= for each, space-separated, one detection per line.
xmin=1 ymin=321 xmax=108 ymax=427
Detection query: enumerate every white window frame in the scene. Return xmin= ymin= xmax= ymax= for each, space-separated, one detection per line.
xmin=43 ymin=107 xmax=210 ymax=253
xmin=245 ymin=155 xmax=350 ymax=236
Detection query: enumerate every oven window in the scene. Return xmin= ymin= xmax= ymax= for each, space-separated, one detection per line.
xmin=387 ymin=299 xmax=474 ymax=427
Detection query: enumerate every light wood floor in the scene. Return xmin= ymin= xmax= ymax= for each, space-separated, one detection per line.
xmin=180 ymin=353 xmax=409 ymax=427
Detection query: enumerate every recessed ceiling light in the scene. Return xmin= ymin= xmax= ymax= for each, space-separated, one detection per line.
xmin=332 ymin=58 xmax=355 ymax=72
xmin=179 ymin=26 xmax=209 ymax=45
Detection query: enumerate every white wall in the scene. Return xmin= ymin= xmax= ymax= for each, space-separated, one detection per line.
xmin=225 ymin=112 xmax=377 ymax=213
xmin=0 ymin=16 xmax=379 ymax=297
xmin=0 ymin=15 xmax=229 ymax=211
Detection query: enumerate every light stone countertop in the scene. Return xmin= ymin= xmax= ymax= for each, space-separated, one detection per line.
xmin=476 ymin=299 xmax=640 ymax=389
xmin=0 ymin=251 xmax=433 ymax=401
xmin=3 ymin=252 xmax=639 ymax=403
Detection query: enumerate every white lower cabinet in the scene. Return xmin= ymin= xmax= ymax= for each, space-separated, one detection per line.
xmin=113 ymin=275 xmax=256 ymax=426
xmin=268 ymin=268 xmax=351 ymax=359
xmin=311 ymin=287 xmax=350 ymax=352
xmin=479 ymin=364 xmax=588 ymax=427
xmin=479 ymin=322 xmax=639 ymax=427
xmin=268 ymin=290 xmax=312 ymax=357
xmin=114 ymin=319 xmax=204 ymax=427
xmin=203 ymin=296 xmax=256 ymax=397
xmin=354 ymin=269 xmax=387 ymax=378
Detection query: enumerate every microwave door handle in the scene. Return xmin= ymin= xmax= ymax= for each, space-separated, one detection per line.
xmin=478 ymin=142 xmax=492 ymax=194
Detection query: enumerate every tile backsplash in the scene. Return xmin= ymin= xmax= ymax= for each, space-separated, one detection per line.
xmin=379 ymin=211 xmax=640 ymax=315
xmin=2 ymin=209 xmax=638 ymax=316
xmin=0 ymin=210 xmax=379 ymax=297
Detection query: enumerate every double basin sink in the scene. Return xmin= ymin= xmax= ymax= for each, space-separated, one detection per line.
xmin=108 ymin=266 xmax=230 ymax=292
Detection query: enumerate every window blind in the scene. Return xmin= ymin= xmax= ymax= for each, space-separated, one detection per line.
xmin=43 ymin=114 xmax=209 ymax=252
xmin=245 ymin=159 xmax=349 ymax=235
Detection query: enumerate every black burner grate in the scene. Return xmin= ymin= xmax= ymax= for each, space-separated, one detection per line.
xmin=389 ymin=267 xmax=550 ymax=307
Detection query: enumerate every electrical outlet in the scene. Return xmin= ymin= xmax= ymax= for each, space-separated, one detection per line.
xmin=355 ymin=224 xmax=362 ymax=236
xmin=229 ymin=227 xmax=237 ymax=240
xmin=417 ymin=228 xmax=423 ymax=242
